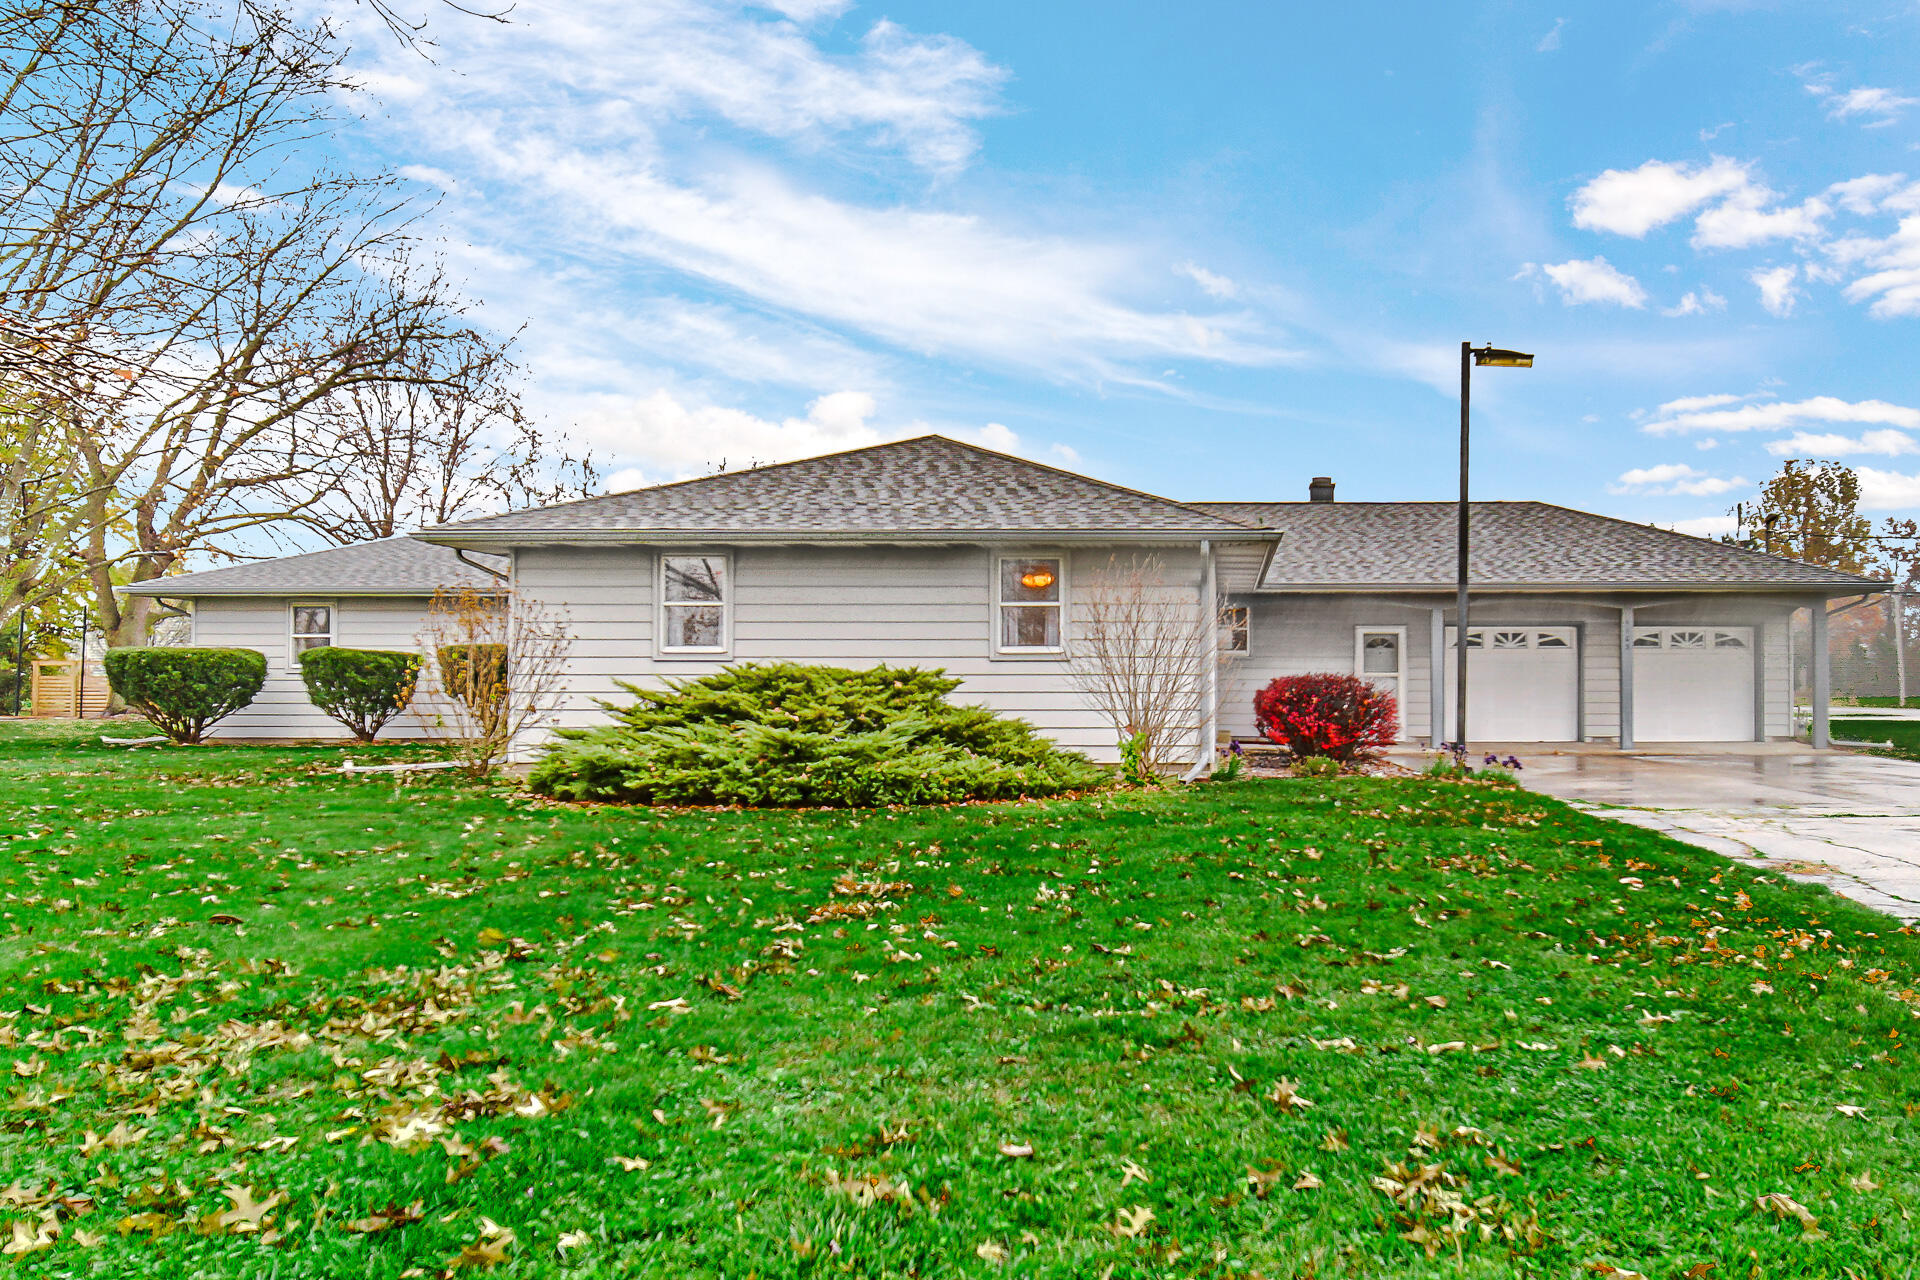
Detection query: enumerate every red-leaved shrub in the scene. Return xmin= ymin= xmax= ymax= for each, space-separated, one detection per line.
xmin=1253 ymin=673 xmax=1398 ymax=762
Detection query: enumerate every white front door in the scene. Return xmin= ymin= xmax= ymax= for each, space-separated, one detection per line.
xmin=1444 ymin=626 xmax=1580 ymax=742
xmin=1354 ymin=627 xmax=1406 ymax=741
xmin=1632 ymin=626 xmax=1755 ymax=741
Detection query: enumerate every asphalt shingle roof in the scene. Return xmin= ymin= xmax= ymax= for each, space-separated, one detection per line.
xmin=1194 ymin=501 xmax=1886 ymax=591
xmin=118 ymin=539 xmax=505 ymax=597
xmin=419 ymin=436 xmax=1264 ymax=540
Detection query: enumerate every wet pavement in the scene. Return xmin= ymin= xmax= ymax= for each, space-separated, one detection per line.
xmin=1496 ymin=747 xmax=1920 ymax=922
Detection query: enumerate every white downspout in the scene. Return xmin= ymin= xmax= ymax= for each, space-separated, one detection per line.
xmin=1183 ymin=540 xmax=1217 ymax=781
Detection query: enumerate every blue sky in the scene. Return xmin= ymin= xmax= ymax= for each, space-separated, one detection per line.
xmin=337 ymin=0 xmax=1920 ymax=534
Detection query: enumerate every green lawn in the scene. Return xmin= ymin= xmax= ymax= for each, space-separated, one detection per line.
xmin=1831 ymin=718 xmax=1920 ymax=761
xmin=1 ymin=721 xmax=1917 ymax=1278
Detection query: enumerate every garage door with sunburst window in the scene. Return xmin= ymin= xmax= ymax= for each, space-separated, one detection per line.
xmin=1632 ymin=627 xmax=1755 ymax=742
xmin=1443 ymin=626 xmax=1580 ymax=742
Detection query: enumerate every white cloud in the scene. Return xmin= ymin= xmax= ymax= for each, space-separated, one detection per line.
xmin=1569 ymin=157 xmax=1750 ymax=237
xmin=1535 ymin=18 xmax=1566 ymax=52
xmin=351 ymin=3 xmax=1294 ymax=390
xmin=1645 ymin=394 xmax=1920 ymax=435
xmin=1764 ymin=429 xmax=1919 ymax=457
xmin=1750 ymin=264 xmax=1800 ymax=316
xmin=1836 ymin=216 xmax=1920 ymax=318
xmin=1662 ymin=288 xmax=1726 ymax=317
xmin=1538 ymin=256 xmax=1648 ymax=307
xmin=1176 ymin=261 xmax=1238 ymax=299
xmin=1611 ymin=463 xmax=1748 ymax=496
xmin=1655 ymin=392 xmax=1753 ymax=415
xmin=1664 ymin=514 xmax=1738 ymax=538
xmin=1826 ymin=173 xmax=1909 ymax=215
xmin=1857 ymin=467 xmax=1920 ymax=510
xmin=1814 ymin=84 xmax=1919 ymax=126
xmin=1692 ymin=191 xmax=1829 ymax=249
xmin=576 ymin=388 xmax=1071 ymax=484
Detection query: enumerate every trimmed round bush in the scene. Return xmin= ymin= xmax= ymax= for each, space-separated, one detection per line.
xmin=298 ymin=646 xmax=423 ymax=743
xmin=529 ymin=661 xmax=1107 ymax=807
xmin=102 ymin=646 xmax=266 ymax=744
xmin=1253 ymin=672 xmax=1398 ymax=763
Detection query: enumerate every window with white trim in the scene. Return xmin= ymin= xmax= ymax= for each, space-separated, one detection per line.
xmin=996 ymin=556 xmax=1063 ymax=652
xmin=289 ymin=603 xmax=332 ymax=665
xmin=1219 ymin=605 xmax=1250 ymax=654
xmin=660 ymin=555 xmax=730 ymax=652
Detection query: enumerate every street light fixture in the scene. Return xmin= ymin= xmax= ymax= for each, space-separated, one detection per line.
xmin=1455 ymin=342 xmax=1535 ymax=750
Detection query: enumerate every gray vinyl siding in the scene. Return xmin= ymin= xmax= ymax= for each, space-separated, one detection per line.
xmin=513 ymin=542 xmax=1211 ymax=763
xmin=187 ymin=595 xmax=441 ymax=739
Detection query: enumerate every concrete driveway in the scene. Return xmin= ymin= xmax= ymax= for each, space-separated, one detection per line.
xmin=1507 ymin=746 xmax=1920 ymax=922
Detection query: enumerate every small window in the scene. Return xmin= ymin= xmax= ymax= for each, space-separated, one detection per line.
xmin=1463 ymin=630 xmax=1484 ymax=648
xmin=1713 ymin=631 xmax=1748 ymax=649
xmin=661 ymin=555 xmax=729 ymax=652
xmin=1669 ymin=629 xmax=1707 ymax=649
xmin=1219 ymin=605 xmax=1250 ymax=654
xmin=1361 ymin=632 xmax=1399 ymax=673
xmin=1491 ymin=630 xmax=1529 ymax=649
xmin=997 ymin=557 xmax=1063 ymax=652
xmin=290 ymin=603 xmax=332 ymax=664
xmin=1535 ymin=631 xmax=1570 ymax=649
xmin=1633 ymin=631 xmax=1662 ymax=648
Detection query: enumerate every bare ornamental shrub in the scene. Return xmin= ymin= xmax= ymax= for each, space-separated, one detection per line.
xmin=1068 ymin=553 xmax=1241 ymax=776
xmin=416 ymin=583 xmax=570 ymax=776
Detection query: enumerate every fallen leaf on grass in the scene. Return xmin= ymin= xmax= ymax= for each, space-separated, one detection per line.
xmin=1118 ymin=1159 xmax=1149 ymax=1188
xmin=976 ymin=1240 xmax=1009 ymax=1263
xmin=1849 ymin=1173 xmax=1880 ymax=1192
xmin=824 ymin=1170 xmax=914 ymax=1208
xmin=3 ymin=1219 xmax=57 ymax=1256
xmin=1320 ymin=1128 xmax=1350 ymax=1152
xmin=1574 ymin=1054 xmax=1608 ymax=1071
xmin=450 ymin=1218 xmax=516 ymax=1269
xmin=341 ymin=1200 xmax=425 ymax=1234
xmin=213 ymin=1185 xmax=285 ymax=1234
xmin=610 ymin=1155 xmax=651 ymax=1171
xmin=1834 ymin=1104 xmax=1867 ymax=1118
xmin=1754 ymin=1192 xmax=1823 ymax=1238
xmin=81 ymin=1121 xmax=149 ymax=1156
xmin=1111 ymin=1205 xmax=1155 ymax=1239
xmin=1265 ymin=1079 xmax=1314 ymax=1113
xmin=998 ymin=1142 xmax=1034 ymax=1159
xmin=556 ymin=1229 xmax=593 ymax=1254
xmin=1293 ymin=1171 xmax=1323 ymax=1190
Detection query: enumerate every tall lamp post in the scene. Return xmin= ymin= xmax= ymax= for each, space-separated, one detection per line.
xmin=1456 ymin=342 xmax=1534 ymax=749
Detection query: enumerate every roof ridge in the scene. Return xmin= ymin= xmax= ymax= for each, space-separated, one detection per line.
xmin=1522 ymin=500 xmax=1889 ymax=586
xmin=427 ymin=434 xmax=1266 ymax=535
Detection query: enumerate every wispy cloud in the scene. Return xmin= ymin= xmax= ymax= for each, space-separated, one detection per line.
xmin=1176 ymin=261 xmax=1239 ymax=299
xmin=1662 ymin=288 xmax=1726 ymax=317
xmin=1644 ymin=394 xmax=1920 ymax=435
xmin=1764 ymin=428 xmax=1918 ymax=456
xmin=1804 ymin=76 xmax=1918 ymax=127
xmin=1858 ymin=468 xmax=1920 ymax=510
xmin=1535 ymin=18 xmax=1567 ymax=52
xmin=1610 ymin=462 xmax=1748 ymax=496
xmin=1529 ymin=256 xmax=1648 ymax=307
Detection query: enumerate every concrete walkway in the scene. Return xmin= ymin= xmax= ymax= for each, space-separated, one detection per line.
xmin=1494 ymin=746 xmax=1920 ymax=922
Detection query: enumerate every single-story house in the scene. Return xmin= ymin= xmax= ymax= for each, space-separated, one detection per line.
xmin=122 ymin=435 xmax=1884 ymax=760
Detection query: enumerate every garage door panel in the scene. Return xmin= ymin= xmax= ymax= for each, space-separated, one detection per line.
xmin=1633 ymin=626 xmax=1754 ymax=742
xmin=1443 ymin=626 xmax=1579 ymax=742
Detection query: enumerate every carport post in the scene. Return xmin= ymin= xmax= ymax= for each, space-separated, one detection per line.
xmin=1810 ymin=603 xmax=1830 ymax=749
xmin=1430 ymin=607 xmax=1447 ymax=746
xmin=1617 ymin=604 xmax=1634 ymax=750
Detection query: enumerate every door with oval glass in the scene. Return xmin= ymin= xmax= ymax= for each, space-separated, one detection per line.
xmin=1354 ymin=626 xmax=1406 ymax=742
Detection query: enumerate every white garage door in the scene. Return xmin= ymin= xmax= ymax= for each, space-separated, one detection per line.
xmin=1632 ymin=626 xmax=1755 ymax=742
xmin=1443 ymin=626 xmax=1579 ymax=742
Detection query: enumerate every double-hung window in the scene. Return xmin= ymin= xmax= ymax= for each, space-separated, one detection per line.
xmin=660 ymin=554 xmax=730 ymax=653
xmin=289 ymin=603 xmax=332 ymax=667
xmin=996 ymin=556 xmax=1063 ymax=653
xmin=1219 ymin=605 xmax=1250 ymax=654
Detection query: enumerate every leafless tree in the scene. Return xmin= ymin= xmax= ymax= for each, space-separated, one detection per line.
xmin=415 ymin=582 xmax=571 ymax=776
xmin=0 ymin=1 xmax=508 ymax=647
xmin=1068 ymin=553 xmax=1238 ymax=775
xmin=285 ymin=331 xmax=597 ymax=544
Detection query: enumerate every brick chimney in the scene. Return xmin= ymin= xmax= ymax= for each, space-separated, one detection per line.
xmin=1308 ymin=476 xmax=1335 ymax=503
